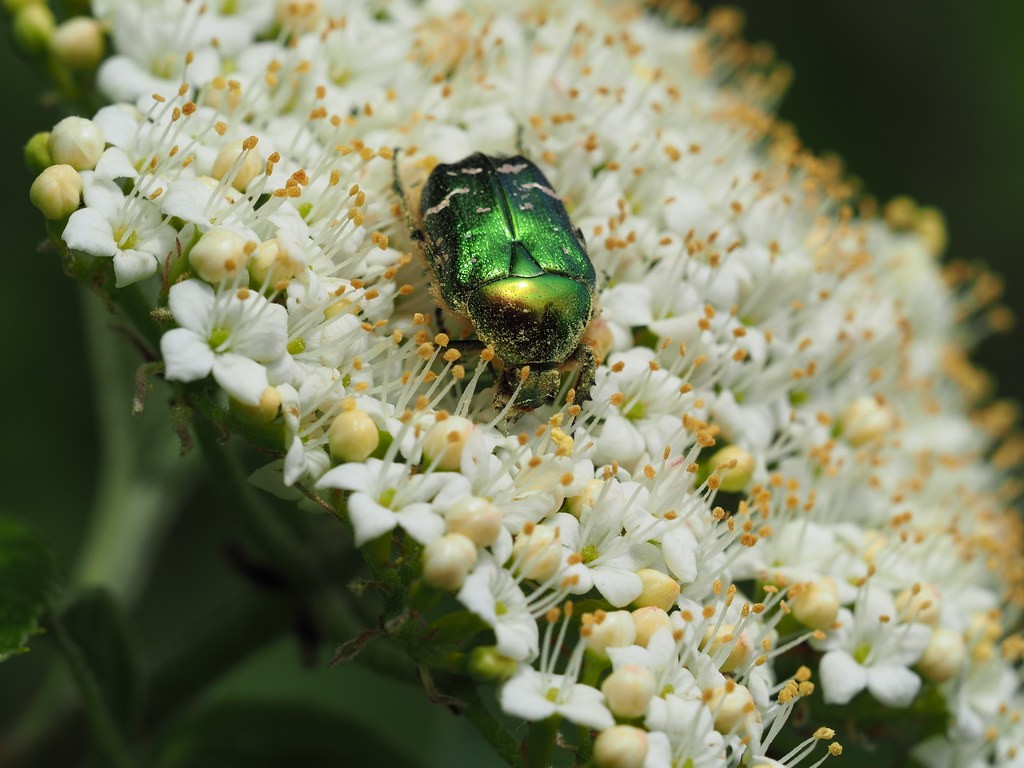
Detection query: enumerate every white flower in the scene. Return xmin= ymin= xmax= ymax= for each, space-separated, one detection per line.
xmin=457 ymin=556 xmax=538 ymax=662
xmin=500 ymin=665 xmax=614 ymax=731
xmin=62 ymin=173 xmax=178 ymax=286
xmin=814 ymin=586 xmax=932 ymax=707
xmin=161 ymin=279 xmax=288 ymax=404
xmin=316 ymin=457 xmax=462 ymax=546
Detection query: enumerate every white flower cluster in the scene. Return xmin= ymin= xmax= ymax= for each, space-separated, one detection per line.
xmin=30 ymin=0 xmax=1024 ymax=765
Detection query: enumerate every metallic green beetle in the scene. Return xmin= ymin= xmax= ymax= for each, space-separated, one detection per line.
xmin=396 ymin=152 xmax=598 ymax=413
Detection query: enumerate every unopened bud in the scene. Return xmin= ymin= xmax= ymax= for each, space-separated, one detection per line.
xmin=234 ymin=386 xmax=283 ymax=424
xmin=445 ymin=495 xmax=502 ymax=547
xmin=789 ymin=578 xmax=840 ymax=631
xmin=30 ymin=164 xmax=82 ymax=220
xmin=328 ymin=407 xmax=379 ymax=463
xmin=895 ymin=583 xmax=941 ymax=627
xmin=633 ymin=568 xmax=680 ymax=612
xmin=918 ymin=628 xmax=964 ymax=683
xmin=707 ymin=682 xmax=759 ymax=735
xmin=601 ymin=665 xmax=656 ymax=718
xmin=705 ymin=444 xmax=755 ymax=492
xmin=422 ymin=533 xmax=477 ymax=590
xmin=631 ymin=606 xmax=671 ymax=647
xmin=467 ymin=645 xmax=517 ymax=683
xmin=51 ymin=17 xmax=105 ymax=70
xmin=189 ymin=228 xmax=252 ymax=284
xmin=48 ymin=116 xmax=104 ymax=171
xmin=511 ymin=524 xmax=562 ymax=581
xmin=249 ymin=238 xmax=302 ymax=288
xmin=702 ymin=623 xmax=752 ymax=673
xmin=24 ymin=132 xmax=52 ymax=173
xmin=842 ymin=396 xmax=893 ymax=447
xmin=423 ymin=415 xmax=474 ymax=471
xmin=212 ymin=139 xmax=263 ymax=192
xmin=593 ymin=725 xmax=648 ymax=768
xmin=585 ymin=610 xmax=636 ymax=657
xmin=564 ymin=479 xmax=604 ymax=519
xmin=12 ymin=3 xmax=54 ymax=54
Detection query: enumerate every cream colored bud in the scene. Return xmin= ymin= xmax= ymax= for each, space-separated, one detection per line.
xmin=212 ymin=140 xmax=263 ymax=192
xmin=707 ymin=682 xmax=759 ymax=735
xmin=918 ymin=628 xmax=964 ymax=683
xmin=48 ymin=116 xmax=104 ymax=171
xmin=51 ymin=17 xmax=105 ymax=70
xmin=511 ymin=524 xmax=562 ymax=581
xmin=601 ymin=665 xmax=656 ymax=718
xmin=702 ymin=623 xmax=752 ymax=673
xmin=328 ymin=408 xmax=379 ymax=463
xmin=895 ymin=583 xmax=941 ymax=627
xmin=631 ymin=606 xmax=672 ymax=647
xmin=789 ymin=578 xmax=840 ymax=631
xmin=633 ymin=568 xmax=680 ymax=612
xmin=565 ymin=479 xmax=604 ymax=519
xmin=582 ymin=317 xmax=615 ymax=362
xmin=189 ymin=228 xmax=253 ymax=284
xmin=422 ymin=533 xmax=478 ymax=591
xmin=445 ymin=495 xmax=502 ymax=547
xmin=842 ymin=396 xmax=893 ymax=447
xmin=706 ymin=444 xmax=755 ymax=492
xmin=12 ymin=3 xmax=54 ymax=54
xmin=256 ymin=387 xmax=282 ymax=422
xmin=423 ymin=415 xmax=474 ymax=471
xmin=249 ymin=238 xmax=302 ymax=288
xmin=593 ymin=725 xmax=648 ymax=768
xmin=30 ymin=164 xmax=82 ymax=220
xmin=275 ymin=0 xmax=322 ymax=33
xmin=585 ymin=610 xmax=636 ymax=657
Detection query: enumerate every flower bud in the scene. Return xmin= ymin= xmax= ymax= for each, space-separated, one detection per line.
xmin=24 ymin=131 xmax=52 ymax=173
xmin=232 ymin=386 xmax=283 ymax=424
xmin=249 ymin=238 xmax=302 ymax=289
xmin=511 ymin=524 xmax=562 ymax=581
xmin=276 ymin=0 xmax=323 ymax=33
xmin=12 ymin=3 xmax=54 ymax=54
xmin=423 ymin=414 xmax=473 ymax=471
xmin=582 ymin=316 xmax=615 ymax=362
xmin=705 ymin=444 xmax=755 ymax=492
xmin=445 ymin=495 xmax=502 ymax=547
xmin=328 ymin=405 xmax=379 ymax=463
xmin=895 ymin=583 xmax=941 ymax=627
xmin=422 ymin=533 xmax=477 ymax=591
xmin=631 ymin=606 xmax=671 ymax=647
xmin=593 ymin=725 xmax=648 ymax=768
xmin=702 ymin=623 xmax=752 ymax=673
xmin=601 ymin=665 xmax=656 ymax=718
xmin=585 ymin=610 xmax=636 ymax=657
xmin=633 ymin=568 xmax=680 ymax=612
xmin=564 ymin=478 xmax=603 ymax=518
xmin=918 ymin=628 xmax=964 ymax=683
xmin=48 ymin=116 xmax=104 ymax=171
xmin=467 ymin=645 xmax=517 ymax=683
xmin=707 ymin=681 xmax=759 ymax=735
xmin=788 ymin=578 xmax=840 ymax=631
xmin=30 ymin=164 xmax=82 ymax=220
xmin=212 ymin=139 xmax=263 ymax=192
xmin=51 ymin=17 xmax=105 ymax=70
xmin=842 ymin=396 xmax=893 ymax=447
xmin=189 ymin=228 xmax=253 ymax=284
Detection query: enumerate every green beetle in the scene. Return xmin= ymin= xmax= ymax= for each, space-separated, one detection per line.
xmin=395 ymin=151 xmax=598 ymax=414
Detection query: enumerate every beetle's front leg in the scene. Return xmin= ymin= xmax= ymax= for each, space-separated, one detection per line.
xmin=564 ymin=343 xmax=597 ymax=405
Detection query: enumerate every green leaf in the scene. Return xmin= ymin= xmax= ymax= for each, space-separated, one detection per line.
xmin=149 ymin=700 xmax=434 ymax=768
xmin=0 ymin=516 xmax=59 ymax=661
xmin=59 ymin=588 xmax=142 ymax=734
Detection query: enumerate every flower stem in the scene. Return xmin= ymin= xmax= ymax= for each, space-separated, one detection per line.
xmin=50 ymin=613 xmax=134 ymax=768
xmin=458 ymin=685 xmax=524 ymax=768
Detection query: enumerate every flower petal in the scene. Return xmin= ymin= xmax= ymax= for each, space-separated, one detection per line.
xmin=818 ymin=650 xmax=868 ymax=705
xmin=161 ymin=328 xmax=214 ymax=383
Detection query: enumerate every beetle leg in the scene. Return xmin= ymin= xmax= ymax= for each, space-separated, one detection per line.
xmin=565 ymin=343 xmax=598 ymax=405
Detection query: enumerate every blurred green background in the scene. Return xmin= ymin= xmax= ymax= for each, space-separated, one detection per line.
xmin=1 ymin=2 xmax=1022 ymax=766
